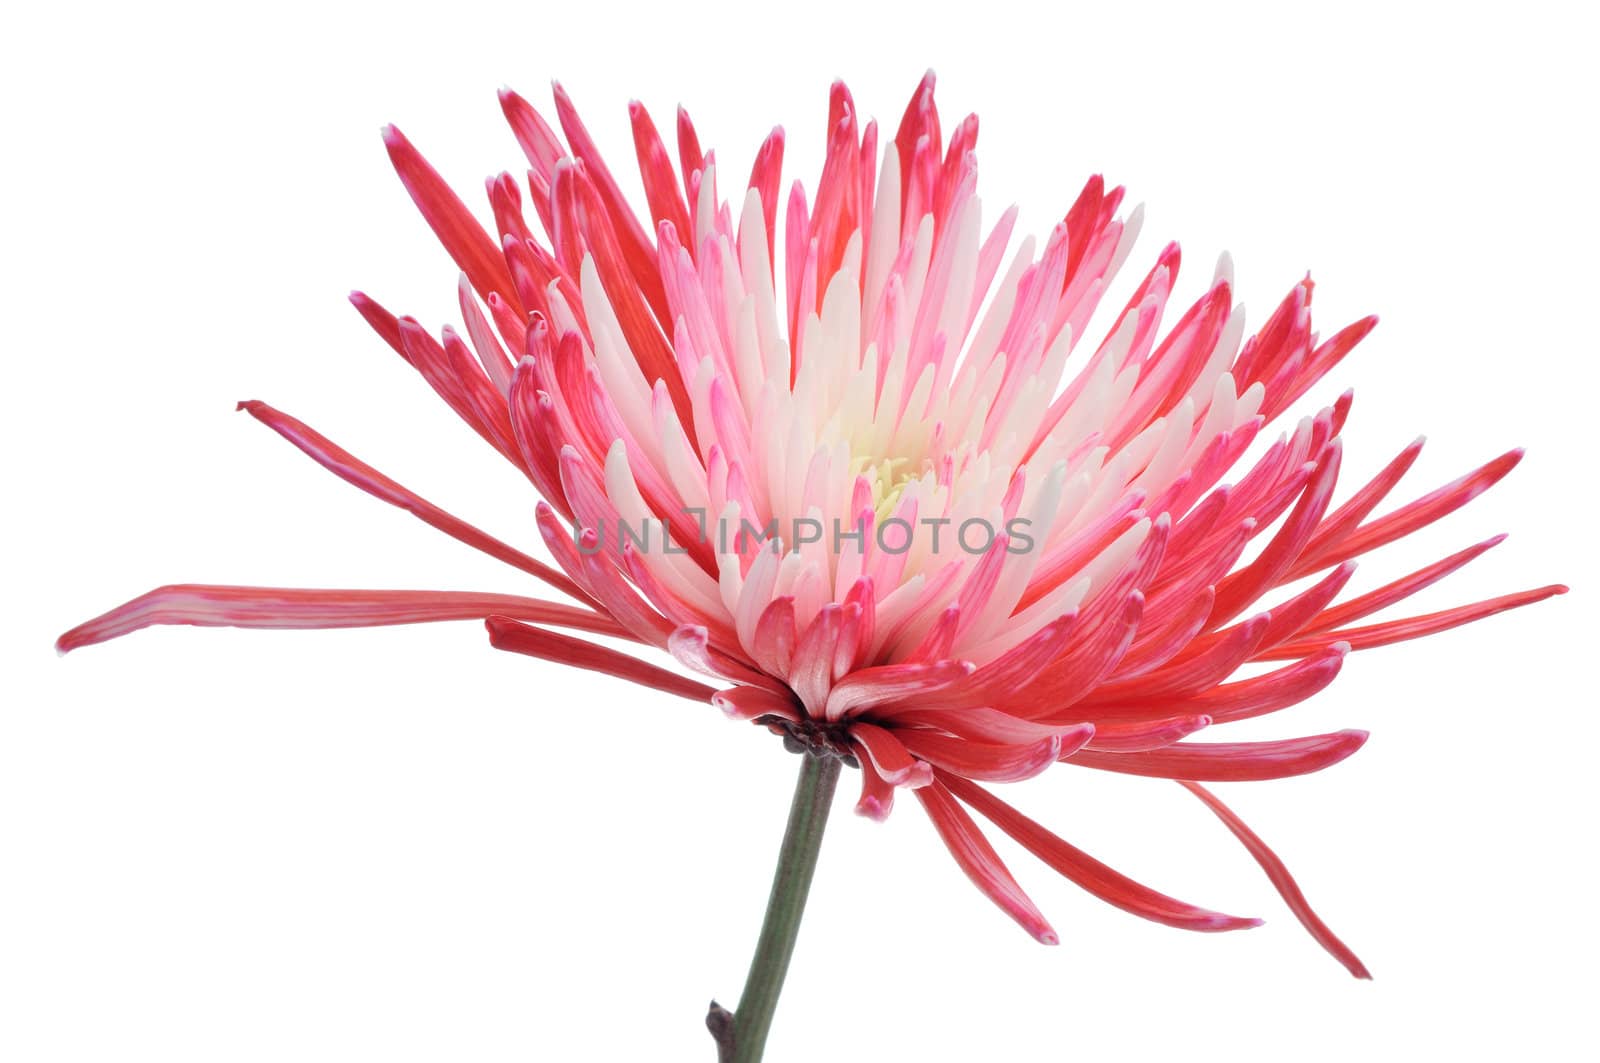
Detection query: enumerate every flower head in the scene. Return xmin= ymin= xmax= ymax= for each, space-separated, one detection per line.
xmin=59 ymin=74 xmax=1564 ymax=976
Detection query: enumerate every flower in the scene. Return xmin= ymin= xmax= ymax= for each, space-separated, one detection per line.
xmin=58 ymin=73 xmax=1564 ymax=978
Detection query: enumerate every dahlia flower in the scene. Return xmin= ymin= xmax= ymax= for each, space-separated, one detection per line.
xmin=59 ymin=73 xmax=1563 ymax=1060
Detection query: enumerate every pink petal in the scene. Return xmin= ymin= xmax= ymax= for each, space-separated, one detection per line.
xmin=396 ymin=318 xmax=521 ymax=463
xmin=854 ymin=752 xmax=896 ymax=821
xmin=1209 ymin=440 xmax=1342 ymax=626
xmin=674 ymin=104 xmax=705 ymax=192
xmin=1085 ymin=715 xmax=1212 ymax=752
xmin=824 ymin=659 xmax=975 ymax=720
xmin=1252 ymin=561 xmax=1358 ymax=651
xmin=238 ymin=401 xmax=582 ymax=602
xmin=58 ymin=586 xmax=624 ymax=653
xmin=497 ymin=87 xmax=566 ymax=182
xmin=485 ymin=616 xmax=714 ymax=702
xmin=1298 ymin=536 xmax=1507 ymax=635
xmin=382 ymin=125 xmax=515 ymax=308
xmin=508 ymin=361 xmax=574 ymax=522
xmin=943 ymin=774 xmax=1261 ymax=933
xmin=1291 ymin=449 xmax=1523 ymax=579
xmin=1268 ymin=315 xmax=1379 ymax=417
xmin=628 ymin=99 xmax=694 ymax=252
xmin=666 ymin=625 xmax=785 ymax=692
xmin=1085 ymin=613 xmax=1268 ymax=705
xmin=914 ymin=781 xmax=1059 ymax=945
xmin=1020 ymin=592 xmax=1145 ymax=713
xmin=751 ymin=596 xmax=798 ymax=678
xmin=712 ymin=686 xmax=800 ymax=724
xmin=932 ymin=612 xmax=1080 ymax=709
xmin=876 ymin=707 xmax=1089 ymax=745
xmin=1294 ymin=436 xmax=1424 ymax=565
xmin=1066 ymin=730 xmax=1369 ymax=781
xmin=349 ymin=290 xmax=406 ymax=359
xmin=549 ymin=83 xmax=668 ymax=323
xmin=1186 ymin=644 xmax=1348 ymax=724
xmin=746 ymin=126 xmax=785 ymax=278
xmin=897 ymin=729 xmax=1082 ymax=782
xmin=789 ymin=604 xmax=844 ymax=716
xmin=577 ymin=548 xmax=676 ymax=648
xmin=1109 ymin=588 xmax=1213 ymax=679
xmin=838 ymin=579 xmax=878 ymax=675
xmin=1258 ymin=584 xmax=1567 ymax=660
xmin=904 ymin=605 xmax=961 ymax=662
xmin=849 ymin=722 xmax=933 ymax=788
xmin=1178 ymin=781 xmax=1371 ymax=978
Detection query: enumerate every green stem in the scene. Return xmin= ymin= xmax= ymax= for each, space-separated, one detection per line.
xmin=708 ymin=751 xmax=841 ymax=1063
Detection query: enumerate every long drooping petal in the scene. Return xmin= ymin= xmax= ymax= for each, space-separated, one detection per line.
xmin=238 ymin=400 xmax=585 ymax=601
xmin=943 ymin=773 xmax=1262 ymax=933
xmin=57 ymin=585 xmax=626 ymax=653
xmin=914 ymin=781 xmax=1058 ymax=944
xmin=1179 ymin=781 xmax=1371 ymax=978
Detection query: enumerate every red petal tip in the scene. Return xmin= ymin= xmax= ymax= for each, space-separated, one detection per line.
xmin=855 ymin=796 xmax=891 ymax=822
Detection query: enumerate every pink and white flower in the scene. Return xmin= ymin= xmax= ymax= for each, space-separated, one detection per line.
xmin=59 ymin=74 xmax=1565 ymax=976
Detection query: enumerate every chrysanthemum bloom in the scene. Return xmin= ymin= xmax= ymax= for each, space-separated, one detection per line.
xmin=60 ymin=74 xmax=1564 ymax=1061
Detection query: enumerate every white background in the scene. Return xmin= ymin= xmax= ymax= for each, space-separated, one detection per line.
xmin=3 ymin=1 xmax=1595 ymax=1059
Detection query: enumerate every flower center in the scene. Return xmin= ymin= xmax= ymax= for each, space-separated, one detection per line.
xmin=854 ymin=454 xmax=927 ymax=523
